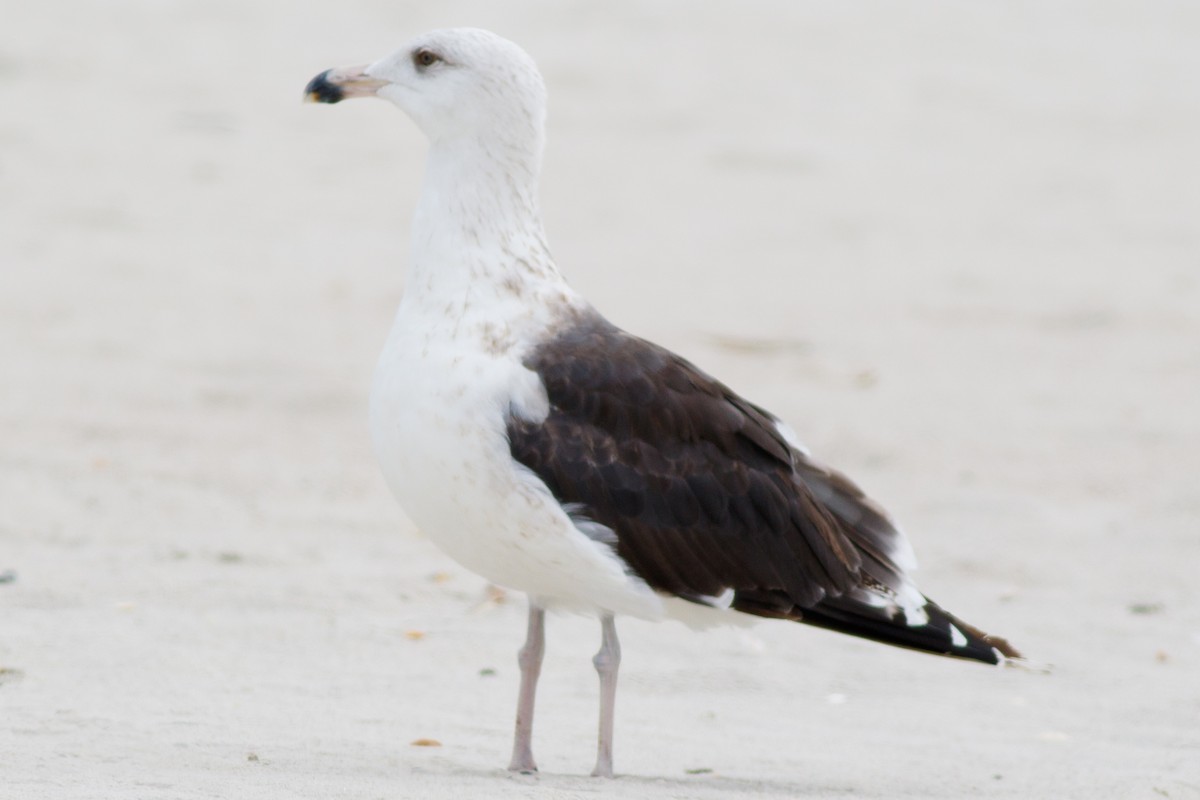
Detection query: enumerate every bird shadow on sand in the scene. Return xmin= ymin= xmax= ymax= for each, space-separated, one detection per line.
xmin=416 ymin=761 xmax=859 ymax=798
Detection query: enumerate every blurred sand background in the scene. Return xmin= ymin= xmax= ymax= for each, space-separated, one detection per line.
xmin=2 ymin=1 xmax=1199 ymax=798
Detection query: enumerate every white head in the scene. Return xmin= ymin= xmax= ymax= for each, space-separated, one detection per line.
xmin=305 ymin=28 xmax=546 ymax=154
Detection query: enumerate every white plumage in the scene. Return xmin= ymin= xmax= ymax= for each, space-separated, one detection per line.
xmin=361 ymin=30 xmax=663 ymax=621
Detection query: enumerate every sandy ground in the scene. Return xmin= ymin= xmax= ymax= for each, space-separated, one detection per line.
xmin=3 ymin=1 xmax=1199 ymax=798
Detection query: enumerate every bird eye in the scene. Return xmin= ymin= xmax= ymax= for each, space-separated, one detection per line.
xmin=413 ymin=49 xmax=441 ymax=69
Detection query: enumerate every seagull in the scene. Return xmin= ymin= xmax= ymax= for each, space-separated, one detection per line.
xmin=304 ymin=28 xmax=1022 ymax=779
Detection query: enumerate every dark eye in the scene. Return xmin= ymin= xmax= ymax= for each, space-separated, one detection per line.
xmin=413 ymin=49 xmax=441 ymax=69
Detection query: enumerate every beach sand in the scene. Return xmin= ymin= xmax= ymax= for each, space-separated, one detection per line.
xmin=2 ymin=2 xmax=1198 ymax=797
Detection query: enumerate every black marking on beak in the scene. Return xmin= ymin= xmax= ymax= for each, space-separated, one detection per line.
xmin=305 ymin=70 xmax=344 ymax=104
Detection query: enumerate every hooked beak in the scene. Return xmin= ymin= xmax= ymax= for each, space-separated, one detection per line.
xmin=304 ymin=65 xmax=387 ymax=104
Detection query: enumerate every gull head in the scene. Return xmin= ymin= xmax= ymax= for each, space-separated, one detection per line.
xmin=305 ymin=28 xmax=546 ymax=148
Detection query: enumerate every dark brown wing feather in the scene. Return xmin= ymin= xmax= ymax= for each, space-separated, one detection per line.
xmin=509 ymin=313 xmax=872 ymax=607
xmin=508 ymin=311 xmax=1020 ymax=664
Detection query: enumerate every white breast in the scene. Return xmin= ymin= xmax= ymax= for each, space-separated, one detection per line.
xmin=367 ymin=303 xmax=662 ymax=619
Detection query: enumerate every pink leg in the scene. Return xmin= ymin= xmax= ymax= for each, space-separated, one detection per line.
xmin=590 ymin=614 xmax=620 ymax=778
xmin=507 ymin=602 xmax=545 ymax=773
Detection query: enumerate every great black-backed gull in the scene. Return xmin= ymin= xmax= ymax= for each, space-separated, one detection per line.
xmin=304 ymin=27 xmax=1022 ymax=778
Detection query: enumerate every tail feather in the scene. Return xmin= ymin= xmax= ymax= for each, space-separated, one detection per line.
xmin=734 ymin=589 xmax=1023 ymax=666
xmin=805 ymin=597 xmax=1021 ymax=665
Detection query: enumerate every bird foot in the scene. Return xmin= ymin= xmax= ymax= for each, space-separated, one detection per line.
xmin=507 ymin=756 xmax=538 ymax=775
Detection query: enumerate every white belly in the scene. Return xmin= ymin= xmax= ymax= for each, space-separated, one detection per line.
xmin=367 ymin=314 xmax=661 ymax=619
